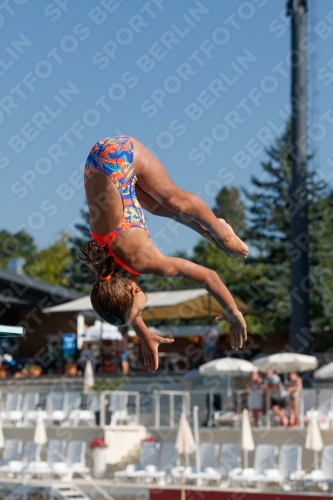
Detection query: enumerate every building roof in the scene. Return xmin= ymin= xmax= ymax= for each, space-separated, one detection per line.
xmin=0 ymin=268 xmax=83 ymax=308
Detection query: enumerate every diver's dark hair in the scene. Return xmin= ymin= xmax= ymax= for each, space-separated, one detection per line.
xmin=80 ymin=240 xmax=134 ymax=326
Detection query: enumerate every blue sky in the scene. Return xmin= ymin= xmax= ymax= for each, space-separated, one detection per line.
xmin=1 ymin=0 xmax=333 ymax=256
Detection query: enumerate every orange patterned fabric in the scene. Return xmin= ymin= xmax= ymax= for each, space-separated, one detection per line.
xmin=85 ymin=136 xmax=150 ymax=275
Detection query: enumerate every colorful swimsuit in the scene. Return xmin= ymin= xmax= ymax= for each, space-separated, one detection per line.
xmin=84 ymin=136 xmax=150 ymax=275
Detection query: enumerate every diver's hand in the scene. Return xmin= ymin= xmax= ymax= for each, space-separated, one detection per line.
xmin=140 ymin=331 xmax=174 ymax=372
xmin=215 ymin=311 xmax=247 ymax=350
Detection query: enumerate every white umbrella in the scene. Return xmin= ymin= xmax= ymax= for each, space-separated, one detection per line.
xmin=241 ymin=409 xmax=255 ymax=468
xmin=176 ymin=413 xmax=196 ymax=498
xmin=314 ymin=362 xmax=333 ymax=380
xmin=175 ymin=413 xmax=196 ymax=459
xmin=175 ymin=413 xmax=195 ymax=500
xmin=84 ymin=360 xmax=95 ymax=394
xmin=253 ymin=353 xmax=318 ymax=374
xmin=82 ymin=323 xmax=122 ymax=341
xmin=199 ymin=357 xmax=257 ymax=397
xmin=199 ymin=357 xmax=257 ymax=376
xmin=306 ymin=409 xmax=323 ymax=470
xmin=0 ymin=415 xmax=4 ymax=450
xmin=34 ymin=408 xmax=47 ymax=461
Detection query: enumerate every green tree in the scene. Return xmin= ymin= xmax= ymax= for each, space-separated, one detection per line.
xmin=0 ymin=229 xmax=37 ymax=270
xmin=25 ymin=232 xmax=73 ymax=286
xmin=212 ymin=186 xmax=246 ymax=238
xmin=243 ymin=122 xmax=333 ymax=338
xmin=66 ymin=203 xmax=95 ymax=292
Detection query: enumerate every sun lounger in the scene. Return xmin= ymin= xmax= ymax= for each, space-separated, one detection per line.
xmin=229 ymin=444 xmax=278 ymax=487
xmin=114 ymin=442 xmax=160 ymax=481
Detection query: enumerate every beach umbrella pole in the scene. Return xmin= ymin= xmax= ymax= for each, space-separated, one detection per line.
xmin=227 ymin=376 xmax=232 ymax=398
xmin=314 ymin=451 xmax=319 ymax=471
xmin=193 ymin=406 xmax=201 ymax=486
xmin=244 ymin=450 xmax=248 ymax=469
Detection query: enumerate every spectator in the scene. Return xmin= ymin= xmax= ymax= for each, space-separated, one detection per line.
xmin=284 ymin=372 xmax=302 ymax=426
xmin=263 ymin=369 xmax=289 ymax=427
xmin=118 ymin=331 xmax=129 ymax=375
xmin=201 ymin=321 xmax=220 ymax=362
xmin=245 ymin=370 xmax=263 ymax=426
xmin=77 ymin=343 xmax=98 ymax=372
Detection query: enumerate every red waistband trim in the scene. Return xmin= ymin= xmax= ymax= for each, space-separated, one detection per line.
xmin=90 ymin=229 xmax=140 ymax=276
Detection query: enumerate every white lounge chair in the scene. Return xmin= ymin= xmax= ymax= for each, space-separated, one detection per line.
xmin=0 ymin=440 xmax=23 ymax=474
xmin=109 ymin=392 xmax=137 ymax=426
xmin=22 ymin=393 xmax=39 ymax=426
xmin=114 ymin=442 xmax=160 ymax=481
xmin=185 ymin=443 xmax=241 ymax=484
xmin=255 ymin=444 xmax=302 ymax=489
xmin=52 ymin=440 xmax=90 ymax=480
xmin=219 ymin=443 xmax=241 ymax=483
xmin=186 ymin=443 xmax=241 ymax=486
xmin=303 ymin=444 xmax=333 ymax=490
xmin=28 ymin=392 xmax=64 ymax=424
xmin=23 ymin=440 xmax=66 ymax=478
xmin=5 ymin=441 xmax=38 ymax=476
xmin=229 ymin=444 xmax=278 ymax=487
xmin=69 ymin=393 xmax=99 ymax=426
xmin=132 ymin=442 xmax=179 ymax=484
xmin=52 ymin=391 xmax=81 ymax=425
xmin=1 ymin=393 xmax=23 ymax=426
xmin=172 ymin=443 xmax=219 ymax=484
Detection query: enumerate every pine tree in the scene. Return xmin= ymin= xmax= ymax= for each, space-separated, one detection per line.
xmin=65 ymin=203 xmax=95 ymax=292
xmin=243 ymin=122 xmax=332 ymax=337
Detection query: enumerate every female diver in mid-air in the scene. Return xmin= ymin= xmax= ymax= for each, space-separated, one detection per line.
xmin=81 ymin=136 xmax=248 ymax=371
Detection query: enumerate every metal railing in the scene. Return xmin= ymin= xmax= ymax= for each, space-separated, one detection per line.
xmin=153 ymin=390 xmax=191 ymax=428
xmin=1 ymin=388 xmax=332 ymax=430
xmin=99 ymin=390 xmax=141 ymax=427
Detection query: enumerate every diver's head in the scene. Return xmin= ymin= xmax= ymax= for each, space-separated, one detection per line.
xmin=81 ymin=240 xmax=147 ymax=326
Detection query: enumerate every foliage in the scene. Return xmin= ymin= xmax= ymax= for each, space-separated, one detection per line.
xmin=65 ymin=202 xmax=96 ymax=292
xmin=65 ymin=363 xmax=77 ymax=370
xmin=25 ymin=364 xmax=42 ymax=373
xmin=25 ymin=232 xmax=73 ymax=286
xmin=91 ymin=377 xmax=128 ymax=392
xmin=243 ymin=123 xmax=333 ymax=336
xmin=0 ymin=229 xmax=37 ymax=270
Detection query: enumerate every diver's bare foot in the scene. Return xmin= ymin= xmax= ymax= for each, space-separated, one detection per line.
xmin=212 ymin=219 xmax=248 ymax=258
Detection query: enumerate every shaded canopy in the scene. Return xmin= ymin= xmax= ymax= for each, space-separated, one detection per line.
xmin=43 ymin=288 xmax=252 ymax=321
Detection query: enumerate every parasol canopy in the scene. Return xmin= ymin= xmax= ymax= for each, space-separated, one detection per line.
xmin=199 ymin=357 xmax=257 ymax=377
xmin=314 ymin=361 xmax=333 ymax=380
xmin=82 ymin=323 xmax=122 ymax=341
xmin=253 ymin=353 xmax=318 ymax=374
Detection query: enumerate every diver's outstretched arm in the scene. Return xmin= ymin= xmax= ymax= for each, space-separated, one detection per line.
xmin=131 ymin=317 xmax=174 ymax=372
xmin=133 ymin=238 xmax=247 ymax=351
